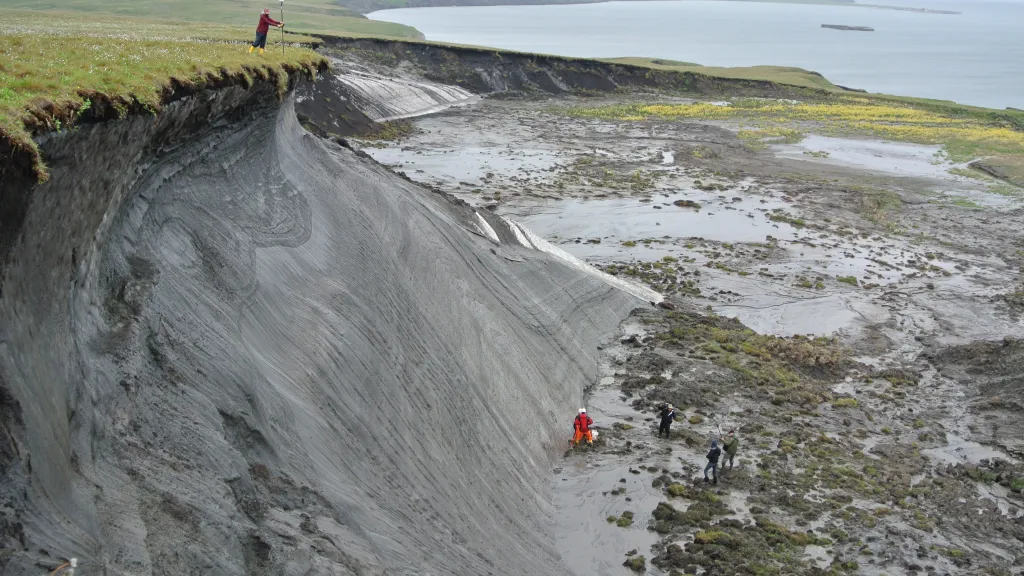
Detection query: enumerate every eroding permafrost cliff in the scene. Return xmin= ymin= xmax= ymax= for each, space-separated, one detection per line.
xmin=0 ymin=76 xmax=650 ymax=574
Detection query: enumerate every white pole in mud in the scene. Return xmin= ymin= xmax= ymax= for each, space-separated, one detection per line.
xmin=279 ymin=0 xmax=285 ymax=57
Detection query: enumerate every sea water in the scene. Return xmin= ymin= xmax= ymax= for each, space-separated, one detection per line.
xmin=370 ymin=0 xmax=1024 ymax=109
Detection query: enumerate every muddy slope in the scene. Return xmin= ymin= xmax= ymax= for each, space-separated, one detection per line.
xmin=315 ymin=36 xmax=832 ymax=98
xmin=0 ymin=75 xmax=647 ymax=573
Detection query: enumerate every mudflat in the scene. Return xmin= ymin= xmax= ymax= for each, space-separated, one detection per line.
xmin=357 ymin=83 xmax=1024 ymax=573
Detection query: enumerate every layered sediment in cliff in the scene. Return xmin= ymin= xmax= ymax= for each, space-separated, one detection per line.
xmin=0 ymin=71 xmax=649 ymax=574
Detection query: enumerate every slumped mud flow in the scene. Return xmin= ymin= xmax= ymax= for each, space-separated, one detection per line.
xmin=2 ymin=39 xmax=1023 ymax=576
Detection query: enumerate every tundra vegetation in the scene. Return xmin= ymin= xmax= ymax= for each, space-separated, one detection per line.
xmin=0 ymin=11 xmax=327 ymax=177
xmin=565 ymin=97 xmax=1024 ymax=184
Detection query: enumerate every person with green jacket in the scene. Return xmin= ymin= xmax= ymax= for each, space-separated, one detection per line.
xmin=722 ymin=429 xmax=739 ymax=470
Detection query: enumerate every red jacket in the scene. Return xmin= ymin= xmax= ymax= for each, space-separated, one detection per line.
xmin=574 ymin=413 xmax=593 ymax=432
xmin=256 ymin=13 xmax=281 ymax=34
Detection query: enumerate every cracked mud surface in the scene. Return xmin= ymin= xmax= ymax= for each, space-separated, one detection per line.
xmin=358 ymin=93 xmax=1024 ymax=575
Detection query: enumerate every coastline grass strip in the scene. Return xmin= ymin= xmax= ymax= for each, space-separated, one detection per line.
xmin=0 ymin=0 xmax=423 ymax=39
xmin=602 ymin=58 xmax=840 ymax=91
xmin=565 ymin=98 xmax=1024 ymax=165
xmin=0 ymin=11 xmax=328 ymax=179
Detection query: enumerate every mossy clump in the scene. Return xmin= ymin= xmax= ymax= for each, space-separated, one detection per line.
xmin=651 ymin=498 xmax=731 ymax=534
xmin=831 ymin=397 xmax=858 ymax=408
xmin=837 ymin=276 xmax=859 ymax=286
xmin=1000 ymin=290 xmax=1024 ymax=307
xmin=869 ymin=368 xmax=921 ymax=387
xmin=598 ymin=259 xmax=701 ymax=297
xmin=693 ymin=530 xmax=730 ymax=544
xmin=666 ymin=483 xmax=695 ymax=498
xmin=650 ymin=311 xmax=847 ymax=406
xmin=654 ymin=518 xmax=831 ymax=574
xmin=768 ymin=211 xmax=806 ymax=228
xmin=361 ymin=120 xmax=415 ymax=142
xmin=623 ymin=554 xmax=646 ymax=572
xmin=616 ymin=511 xmax=636 ymax=527
xmin=688 ymin=414 xmax=704 ymax=425
xmin=673 ymin=199 xmax=702 ymax=209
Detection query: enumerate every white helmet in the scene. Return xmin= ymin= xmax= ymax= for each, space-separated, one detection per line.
xmin=579 ymin=408 xmax=587 ymax=413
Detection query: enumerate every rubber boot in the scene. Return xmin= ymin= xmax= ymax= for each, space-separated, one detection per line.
xmin=259 ymin=48 xmax=265 ymax=55
xmin=248 ymin=45 xmax=254 ymax=54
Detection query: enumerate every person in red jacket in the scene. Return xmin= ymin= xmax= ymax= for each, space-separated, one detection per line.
xmin=573 ymin=408 xmax=594 ymax=445
xmin=248 ymin=8 xmax=284 ymax=55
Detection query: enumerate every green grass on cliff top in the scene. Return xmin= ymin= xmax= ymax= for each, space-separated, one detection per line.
xmin=602 ymin=57 xmax=841 ymax=91
xmin=0 ymin=0 xmax=424 ymax=39
xmin=0 ymin=11 xmax=328 ymax=178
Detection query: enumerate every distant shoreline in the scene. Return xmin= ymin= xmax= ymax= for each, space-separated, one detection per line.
xmin=853 ymin=2 xmax=959 ymax=15
xmin=364 ymin=0 xmax=960 ymax=15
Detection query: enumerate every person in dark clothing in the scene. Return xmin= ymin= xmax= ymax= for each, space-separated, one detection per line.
xmin=658 ymin=403 xmax=676 ymax=438
xmin=249 ymin=8 xmax=284 ymax=55
xmin=721 ymin=429 xmax=740 ymax=471
xmin=704 ymin=439 xmax=721 ymax=484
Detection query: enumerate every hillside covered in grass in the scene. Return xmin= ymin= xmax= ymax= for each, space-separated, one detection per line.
xmin=602 ymin=58 xmax=841 ymax=91
xmin=0 ymin=11 xmax=328 ymax=178
xmin=564 ymin=96 xmax=1024 ymax=185
xmin=334 ymin=0 xmax=856 ymax=15
xmin=0 ymin=0 xmax=423 ymax=38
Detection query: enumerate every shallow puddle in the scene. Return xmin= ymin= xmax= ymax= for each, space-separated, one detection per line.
xmin=366 ymin=145 xmax=561 ymax=190
xmin=715 ymin=291 xmax=889 ymax=337
xmin=552 ymin=456 xmax=664 ymax=576
xmin=774 ymin=135 xmax=958 ymax=179
xmin=804 ymin=544 xmax=833 ymax=569
xmin=921 ymin=433 xmax=1015 ymax=466
xmin=499 ymin=193 xmax=795 ymax=260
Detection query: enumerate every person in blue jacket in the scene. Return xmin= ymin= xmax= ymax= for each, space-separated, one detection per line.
xmin=704 ymin=439 xmax=721 ymax=484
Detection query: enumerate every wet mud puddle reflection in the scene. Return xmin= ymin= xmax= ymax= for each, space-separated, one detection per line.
xmin=773 ymin=135 xmax=957 ymax=179
xmin=552 ymin=456 xmax=663 ymax=575
xmin=552 ymin=362 xmax=677 ymax=575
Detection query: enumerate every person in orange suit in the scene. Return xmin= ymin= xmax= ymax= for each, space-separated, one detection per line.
xmin=573 ymin=408 xmax=594 ymax=445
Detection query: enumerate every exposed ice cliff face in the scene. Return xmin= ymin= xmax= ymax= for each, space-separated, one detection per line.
xmin=334 ymin=65 xmax=477 ymax=121
xmin=0 ymin=76 xmax=648 ymax=574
